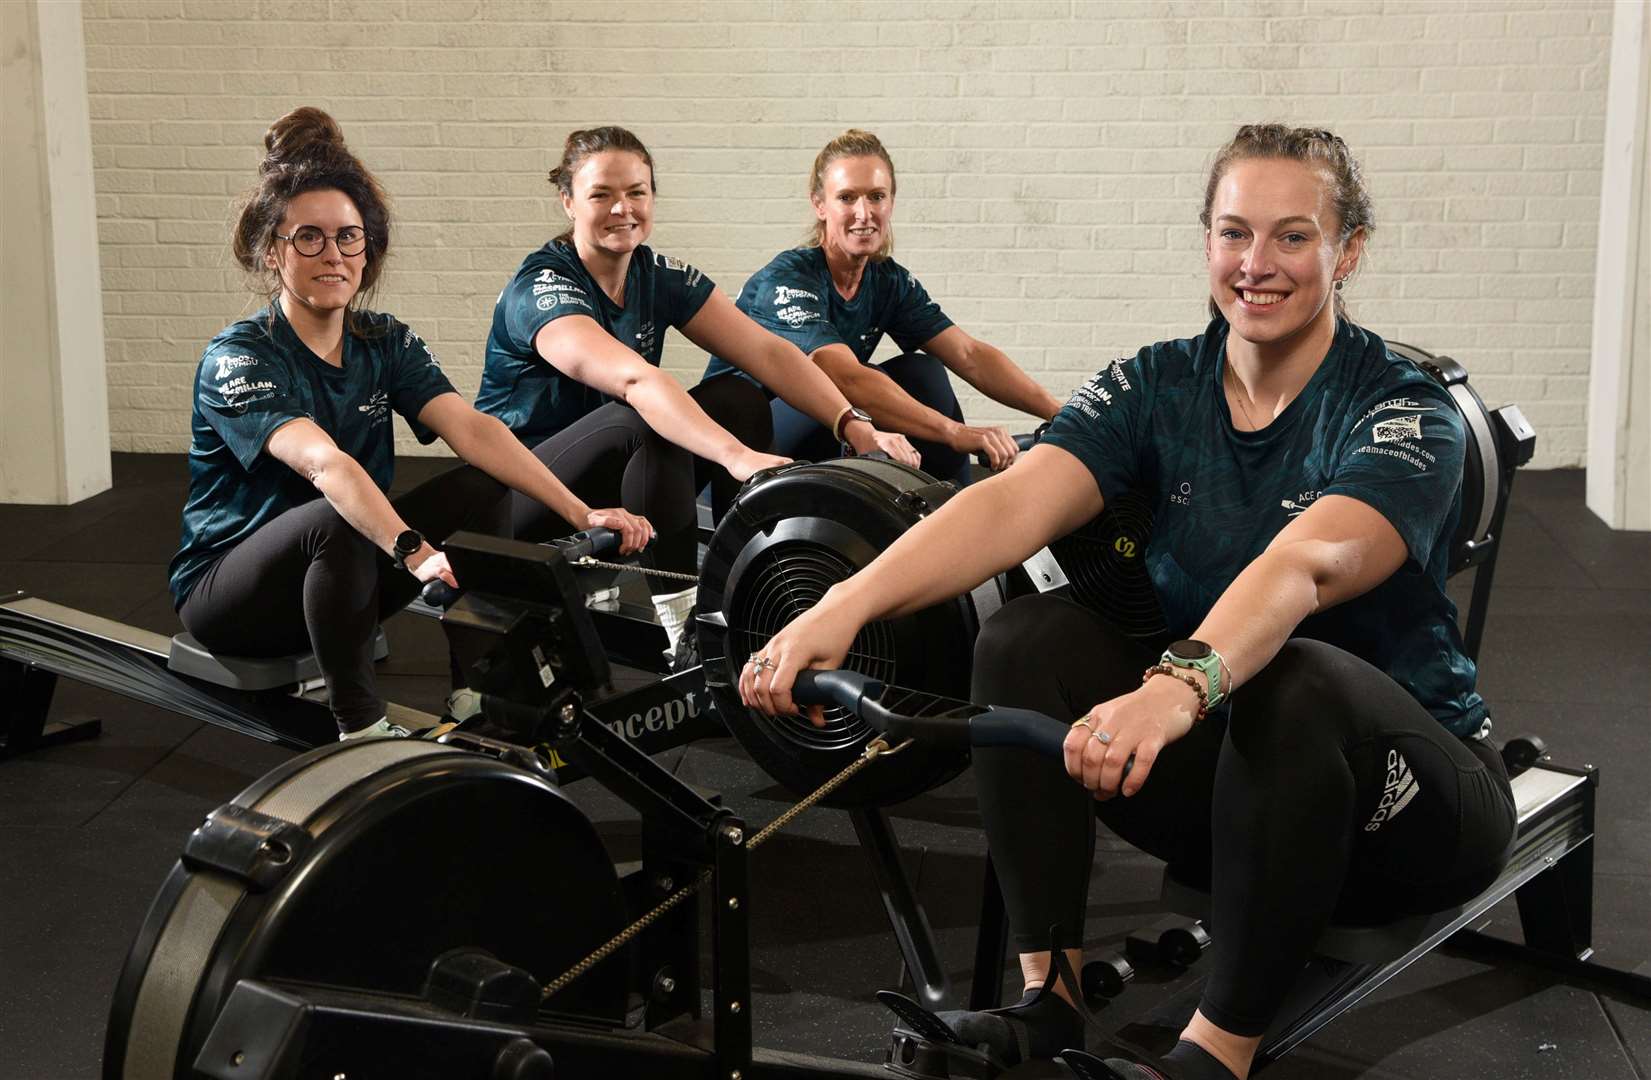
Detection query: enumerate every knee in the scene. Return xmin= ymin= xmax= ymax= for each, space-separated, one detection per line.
xmin=1231 ymin=638 xmax=1355 ymax=754
xmin=973 ymin=594 xmax=1094 ymax=698
xmin=697 ymin=374 xmax=773 ymax=450
xmin=884 ymin=353 xmax=957 ymax=411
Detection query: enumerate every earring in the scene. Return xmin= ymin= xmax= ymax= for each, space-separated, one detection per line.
xmin=1334 ymin=279 xmax=1344 ymax=291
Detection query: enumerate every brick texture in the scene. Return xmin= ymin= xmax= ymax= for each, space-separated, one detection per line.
xmin=82 ymin=0 xmax=1613 ymax=466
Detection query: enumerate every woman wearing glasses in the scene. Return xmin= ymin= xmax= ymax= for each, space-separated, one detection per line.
xmin=169 ymin=107 xmax=649 ymax=740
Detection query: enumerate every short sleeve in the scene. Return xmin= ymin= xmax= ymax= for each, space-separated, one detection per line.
xmin=194 ymin=339 xmax=308 ymax=472
xmin=742 ymin=268 xmax=848 ymax=356
xmin=652 ymin=251 xmax=717 ymax=328
xmin=501 ymin=265 xmax=599 ymax=354
xmin=886 ymin=267 xmax=954 ymax=353
xmin=1324 ymin=383 xmax=1466 ymax=567
xmin=385 ymin=320 xmax=459 ymax=445
xmin=1038 ymin=354 xmax=1151 ymax=506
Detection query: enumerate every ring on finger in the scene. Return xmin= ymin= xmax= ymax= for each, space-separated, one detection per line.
xmin=1071 ymin=716 xmax=1096 ymax=732
xmin=1090 ymin=729 xmax=1113 ymax=746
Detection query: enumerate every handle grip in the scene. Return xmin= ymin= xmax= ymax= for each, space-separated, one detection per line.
xmin=561 ymin=526 xmax=620 ymax=561
xmin=420 ymin=580 xmax=461 ymax=609
xmin=972 ymin=430 xmax=1042 ymax=467
xmin=790 ymin=669 xmax=886 ymax=712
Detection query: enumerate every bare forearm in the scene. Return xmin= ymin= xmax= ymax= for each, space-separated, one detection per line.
xmin=624 ymin=368 xmax=746 ymax=466
xmin=956 ymin=344 xmax=1062 ymax=421
xmin=1190 ymin=546 xmax=1321 ymax=694
xmin=831 ymin=363 xmax=960 ymax=444
xmin=733 ymin=340 xmax=852 ymax=431
xmin=308 ymin=457 xmax=413 ymax=556
xmin=829 ymin=472 xmax=1074 ymax=626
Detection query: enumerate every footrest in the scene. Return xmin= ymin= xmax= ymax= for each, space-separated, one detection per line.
xmin=168 ymin=628 xmax=389 ymax=691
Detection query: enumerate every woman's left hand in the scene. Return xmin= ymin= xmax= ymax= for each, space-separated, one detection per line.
xmin=871 ymin=429 xmax=921 ymax=466
xmin=1062 ymin=674 xmax=1202 ymax=800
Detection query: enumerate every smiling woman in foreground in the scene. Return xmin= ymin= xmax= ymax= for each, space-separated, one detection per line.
xmin=740 ymin=124 xmax=1517 ymax=1080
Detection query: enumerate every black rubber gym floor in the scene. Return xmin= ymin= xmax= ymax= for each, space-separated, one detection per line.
xmin=2 ymin=454 xmax=1646 ymax=1079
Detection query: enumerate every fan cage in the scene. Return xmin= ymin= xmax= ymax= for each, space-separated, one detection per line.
xmin=726 ymin=541 xmax=899 ymax=751
xmin=1049 ymin=491 xmax=1168 ymax=640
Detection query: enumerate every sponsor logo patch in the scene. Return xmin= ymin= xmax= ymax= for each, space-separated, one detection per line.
xmin=1364 ymin=749 xmax=1420 ymax=832
xmin=357 ymin=389 xmax=390 ymax=425
xmin=1281 ymin=489 xmax=1322 ymax=517
xmin=214 ymin=353 xmax=259 ymax=380
xmin=774 ymin=285 xmax=820 ymax=306
xmin=1372 ymin=415 xmax=1423 ymax=444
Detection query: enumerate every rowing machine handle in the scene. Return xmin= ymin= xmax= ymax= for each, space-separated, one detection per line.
xmin=791 ymin=669 xmax=886 ymax=713
xmin=421 ymin=580 xmax=461 ymax=609
xmin=790 ymin=669 xmax=1069 ymax=761
xmin=971 ymin=429 xmax=1044 ymax=468
xmin=561 ymin=526 xmax=620 ymax=561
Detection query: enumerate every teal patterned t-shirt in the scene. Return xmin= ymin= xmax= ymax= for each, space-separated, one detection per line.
xmin=477 ymin=239 xmax=716 ymax=446
xmin=1041 ymin=317 xmax=1485 ymax=735
xmin=169 ymin=306 xmax=454 ymax=607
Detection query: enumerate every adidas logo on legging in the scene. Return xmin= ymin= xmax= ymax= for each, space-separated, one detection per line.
xmin=1364 ymin=749 xmax=1419 ymax=832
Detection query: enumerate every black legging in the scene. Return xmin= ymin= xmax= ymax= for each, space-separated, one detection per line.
xmin=770 ymin=352 xmax=969 ymax=485
xmin=972 ymin=594 xmax=1516 ymax=1037
xmin=511 ymin=372 xmax=771 ymax=583
xmin=178 ymin=464 xmax=508 ymax=734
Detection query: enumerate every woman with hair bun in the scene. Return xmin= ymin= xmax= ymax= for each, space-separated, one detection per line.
xmin=703 ymin=129 xmax=1063 ymax=484
xmin=743 ymin=125 xmax=1515 ymax=1079
xmin=476 ymin=128 xmax=917 ymax=592
xmin=169 ymin=107 xmax=649 ymax=741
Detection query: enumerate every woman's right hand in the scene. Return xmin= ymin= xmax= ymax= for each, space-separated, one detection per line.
xmin=407 ymin=547 xmax=458 ymax=588
xmin=725 ymin=447 xmax=792 ymax=482
xmin=586 ymin=507 xmax=653 ymax=555
xmin=947 ymin=423 xmax=1019 ymax=471
xmin=738 ymin=597 xmax=860 ymax=726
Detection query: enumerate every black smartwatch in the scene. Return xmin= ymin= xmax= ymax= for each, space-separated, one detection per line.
xmin=392 ymin=529 xmax=425 ymax=571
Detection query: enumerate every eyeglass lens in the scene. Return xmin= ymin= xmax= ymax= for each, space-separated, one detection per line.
xmin=291 ymin=226 xmax=367 ymax=256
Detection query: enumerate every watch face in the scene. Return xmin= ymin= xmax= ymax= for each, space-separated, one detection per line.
xmin=1169 ymin=639 xmax=1211 ymax=660
xmin=395 ymin=530 xmax=422 ymax=556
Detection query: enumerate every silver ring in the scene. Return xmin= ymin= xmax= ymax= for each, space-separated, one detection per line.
xmin=1090 ymin=729 xmax=1113 ymax=746
xmin=748 ymin=654 xmax=772 ymax=672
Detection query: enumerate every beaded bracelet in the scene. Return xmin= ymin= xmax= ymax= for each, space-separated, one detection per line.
xmin=1142 ymin=664 xmax=1209 ymax=722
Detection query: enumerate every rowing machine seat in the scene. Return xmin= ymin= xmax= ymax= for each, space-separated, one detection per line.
xmin=165 ymin=628 xmax=389 ymax=692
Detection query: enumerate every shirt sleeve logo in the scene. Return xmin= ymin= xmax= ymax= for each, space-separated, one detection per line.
xmin=1065 ymin=360 xmax=1130 ymax=420
xmin=212 ymin=353 xmax=278 ymax=411
xmin=214 ymin=353 xmax=259 ymax=380
xmin=402 ymin=326 xmax=440 ymax=368
xmin=1372 ymin=415 xmax=1423 ymax=444
xmin=655 ymin=252 xmax=704 ymax=287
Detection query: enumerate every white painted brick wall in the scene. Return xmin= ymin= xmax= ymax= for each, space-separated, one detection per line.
xmin=82 ymin=0 xmax=1614 ymax=467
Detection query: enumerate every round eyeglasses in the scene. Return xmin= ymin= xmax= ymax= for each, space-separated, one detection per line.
xmin=276 ymin=225 xmax=368 ymax=257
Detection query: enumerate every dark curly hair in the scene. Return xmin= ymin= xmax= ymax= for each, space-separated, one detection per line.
xmin=232 ymin=107 xmax=390 ymax=333
xmin=1201 ymin=124 xmax=1374 ymax=319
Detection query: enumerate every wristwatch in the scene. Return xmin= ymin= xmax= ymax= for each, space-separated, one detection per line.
xmin=833 ymin=406 xmax=873 ymax=444
xmin=392 ymin=529 xmax=425 ymax=571
xmin=1161 ymin=639 xmax=1226 ymax=708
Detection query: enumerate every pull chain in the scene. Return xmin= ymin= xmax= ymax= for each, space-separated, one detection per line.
xmin=575 ymin=555 xmax=699 ymax=585
xmin=539 ymin=735 xmax=911 ymax=1001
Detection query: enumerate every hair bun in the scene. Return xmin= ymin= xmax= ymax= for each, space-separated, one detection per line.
xmin=262 ymin=106 xmax=347 ymax=173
